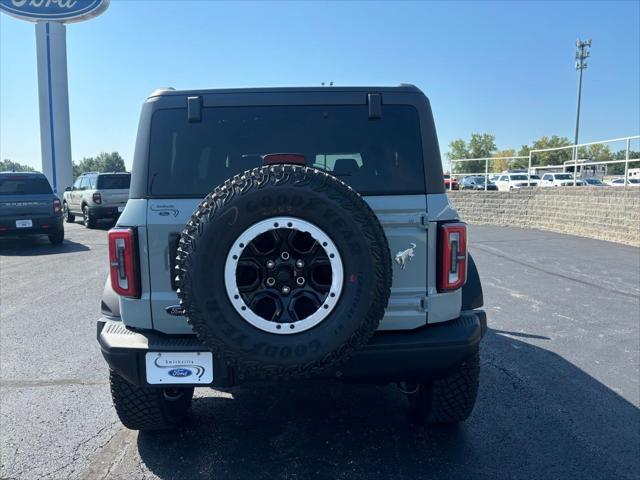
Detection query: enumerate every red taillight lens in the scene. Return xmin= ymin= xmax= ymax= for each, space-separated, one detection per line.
xmin=93 ymin=192 xmax=102 ymax=204
xmin=108 ymin=228 xmax=140 ymax=298
xmin=53 ymin=198 xmax=61 ymax=214
xmin=437 ymin=222 xmax=467 ymax=292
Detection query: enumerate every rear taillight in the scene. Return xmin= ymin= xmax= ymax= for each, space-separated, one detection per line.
xmin=93 ymin=192 xmax=102 ymax=204
xmin=108 ymin=228 xmax=140 ymax=298
xmin=53 ymin=198 xmax=61 ymax=214
xmin=437 ymin=222 xmax=467 ymax=292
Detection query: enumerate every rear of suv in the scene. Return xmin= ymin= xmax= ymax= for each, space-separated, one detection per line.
xmin=0 ymin=172 xmax=64 ymax=244
xmin=97 ymin=85 xmax=486 ymax=431
xmin=63 ymin=172 xmax=130 ymax=228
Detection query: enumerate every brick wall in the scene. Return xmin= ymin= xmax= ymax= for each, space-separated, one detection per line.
xmin=448 ymin=188 xmax=640 ymax=247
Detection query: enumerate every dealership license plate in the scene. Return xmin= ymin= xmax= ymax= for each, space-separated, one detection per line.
xmin=145 ymin=352 xmax=213 ymax=384
xmin=15 ymin=219 xmax=33 ymax=228
xmin=117 ymin=206 xmax=124 ymax=212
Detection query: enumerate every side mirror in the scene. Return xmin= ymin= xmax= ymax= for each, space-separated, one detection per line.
xmin=65 ymin=186 xmax=72 ymax=192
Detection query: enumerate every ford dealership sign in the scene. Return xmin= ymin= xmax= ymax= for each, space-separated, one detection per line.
xmin=0 ymin=0 xmax=109 ymax=23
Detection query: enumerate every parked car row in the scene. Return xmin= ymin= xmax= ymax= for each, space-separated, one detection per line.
xmin=605 ymin=177 xmax=640 ymax=186
xmin=448 ymin=172 xmax=640 ymax=191
xmin=0 ymin=170 xmax=131 ymax=245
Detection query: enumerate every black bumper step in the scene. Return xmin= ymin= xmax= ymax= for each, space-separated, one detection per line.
xmin=98 ymin=310 xmax=486 ymax=387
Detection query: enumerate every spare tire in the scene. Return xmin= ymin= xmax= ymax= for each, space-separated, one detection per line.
xmin=175 ymin=165 xmax=392 ymax=379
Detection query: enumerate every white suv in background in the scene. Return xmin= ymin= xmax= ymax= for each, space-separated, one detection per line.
xmin=495 ymin=173 xmax=538 ymax=191
xmin=63 ymin=172 xmax=130 ymax=228
xmin=539 ymin=173 xmax=584 ymax=187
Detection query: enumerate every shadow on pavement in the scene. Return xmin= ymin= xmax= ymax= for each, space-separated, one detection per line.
xmin=67 ymin=218 xmax=116 ymax=231
xmin=0 ymin=236 xmax=89 ymax=256
xmin=136 ymin=329 xmax=640 ymax=480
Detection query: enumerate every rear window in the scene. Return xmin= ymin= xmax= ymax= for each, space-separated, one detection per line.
xmin=97 ymin=174 xmax=131 ymax=190
xmin=0 ymin=176 xmax=52 ymax=195
xmin=148 ymin=105 xmax=424 ymax=197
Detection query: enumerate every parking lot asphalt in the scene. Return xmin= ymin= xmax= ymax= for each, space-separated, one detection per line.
xmin=1 ymin=222 xmax=639 ymax=480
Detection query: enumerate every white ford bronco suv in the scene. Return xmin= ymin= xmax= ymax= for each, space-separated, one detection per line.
xmin=98 ymin=85 xmax=486 ymax=431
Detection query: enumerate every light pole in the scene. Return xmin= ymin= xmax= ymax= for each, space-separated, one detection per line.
xmin=573 ymin=38 xmax=591 ymax=185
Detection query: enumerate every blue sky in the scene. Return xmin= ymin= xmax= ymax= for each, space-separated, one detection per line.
xmin=1 ymin=0 xmax=639 ymax=170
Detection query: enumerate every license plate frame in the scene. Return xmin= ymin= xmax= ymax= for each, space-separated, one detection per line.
xmin=145 ymin=351 xmax=213 ymax=385
xmin=15 ymin=219 xmax=33 ymax=228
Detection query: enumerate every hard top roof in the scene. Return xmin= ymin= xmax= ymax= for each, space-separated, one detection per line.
xmin=0 ymin=171 xmax=45 ymax=176
xmin=148 ymin=84 xmax=423 ymax=99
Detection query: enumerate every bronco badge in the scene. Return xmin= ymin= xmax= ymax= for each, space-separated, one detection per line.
xmin=394 ymin=243 xmax=417 ymax=269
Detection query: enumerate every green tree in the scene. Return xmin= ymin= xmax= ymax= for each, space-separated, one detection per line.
xmin=73 ymin=152 xmax=126 ymax=178
xmin=610 ymin=149 xmax=640 ymax=175
xmin=577 ymin=144 xmax=611 ymax=161
xmin=526 ymin=135 xmax=573 ymax=167
xmin=0 ymin=159 xmax=35 ymax=172
xmin=491 ymin=149 xmax=516 ymax=173
xmin=448 ymin=133 xmax=496 ymax=174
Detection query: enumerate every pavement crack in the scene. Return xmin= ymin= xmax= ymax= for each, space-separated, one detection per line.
xmin=0 ymin=379 xmax=108 ymax=388
xmin=483 ymin=358 xmax=526 ymax=390
xmin=37 ymin=420 xmax=120 ymax=480
xmin=472 ymin=243 xmax=640 ymax=299
xmin=83 ymin=427 xmax=137 ymax=480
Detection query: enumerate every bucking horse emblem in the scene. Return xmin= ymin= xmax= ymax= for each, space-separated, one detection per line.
xmin=394 ymin=243 xmax=417 ymax=269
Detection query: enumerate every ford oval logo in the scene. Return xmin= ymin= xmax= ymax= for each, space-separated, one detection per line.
xmin=0 ymin=0 xmax=109 ymax=23
xmin=168 ymin=368 xmax=193 ymax=378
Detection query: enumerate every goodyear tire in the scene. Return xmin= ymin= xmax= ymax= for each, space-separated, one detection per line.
xmin=175 ymin=165 xmax=392 ymax=379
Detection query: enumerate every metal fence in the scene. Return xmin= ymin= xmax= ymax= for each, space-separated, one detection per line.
xmin=448 ymin=135 xmax=640 ymax=190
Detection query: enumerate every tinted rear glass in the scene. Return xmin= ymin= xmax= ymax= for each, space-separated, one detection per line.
xmin=0 ymin=176 xmax=52 ymax=195
xmin=148 ymin=105 xmax=424 ymax=197
xmin=97 ymin=174 xmax=131 ymax=190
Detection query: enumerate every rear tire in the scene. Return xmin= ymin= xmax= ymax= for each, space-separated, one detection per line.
xmin=407 ymin=349 xmax=480 ymax=424
xmin=83 ymin=205 xmax=96 ymax=229
xmin=48 ymin=228 xmax=64 ymax=245
xmin=109 ymin=371 xmax=194 ymax=432
xmin=63 ymin=202 xmax=75 ymax=223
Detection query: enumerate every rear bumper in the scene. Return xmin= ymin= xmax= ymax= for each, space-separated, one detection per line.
xmin=98 ymin=310 xmax=486 ymax=387
xmin=88 ymin=205 xmax=124 ymax=219
xmin=0 ymin=214 xmax=63 ymax=236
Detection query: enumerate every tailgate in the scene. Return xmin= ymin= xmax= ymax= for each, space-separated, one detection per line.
xmin=100 ymin=189 xmax=129 ymax=207
xmin=365 ymin=195 xmax=428 ymax=331
xmin=145 ymin=196 xmax=429 ymax=334
xmin=0 ymin=194 xmax=53 ymax=217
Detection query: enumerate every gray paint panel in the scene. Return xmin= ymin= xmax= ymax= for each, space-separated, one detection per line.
xmin=364 ymin=195 xmax=428 ymax=331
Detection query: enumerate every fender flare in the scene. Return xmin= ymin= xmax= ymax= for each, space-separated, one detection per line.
xmin=462 ymin=253 xmax=483 ymax=310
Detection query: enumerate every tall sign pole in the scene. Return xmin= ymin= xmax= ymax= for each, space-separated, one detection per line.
xmin=35 ymin=21 xmax=72 ymax=194
xmin=572 ymin=38 xmax=591 ymax=186
xmin=0 ymin=0 xmax=109 ymax=195
xmin=574 ymin=38 xmax=592 ymax=148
